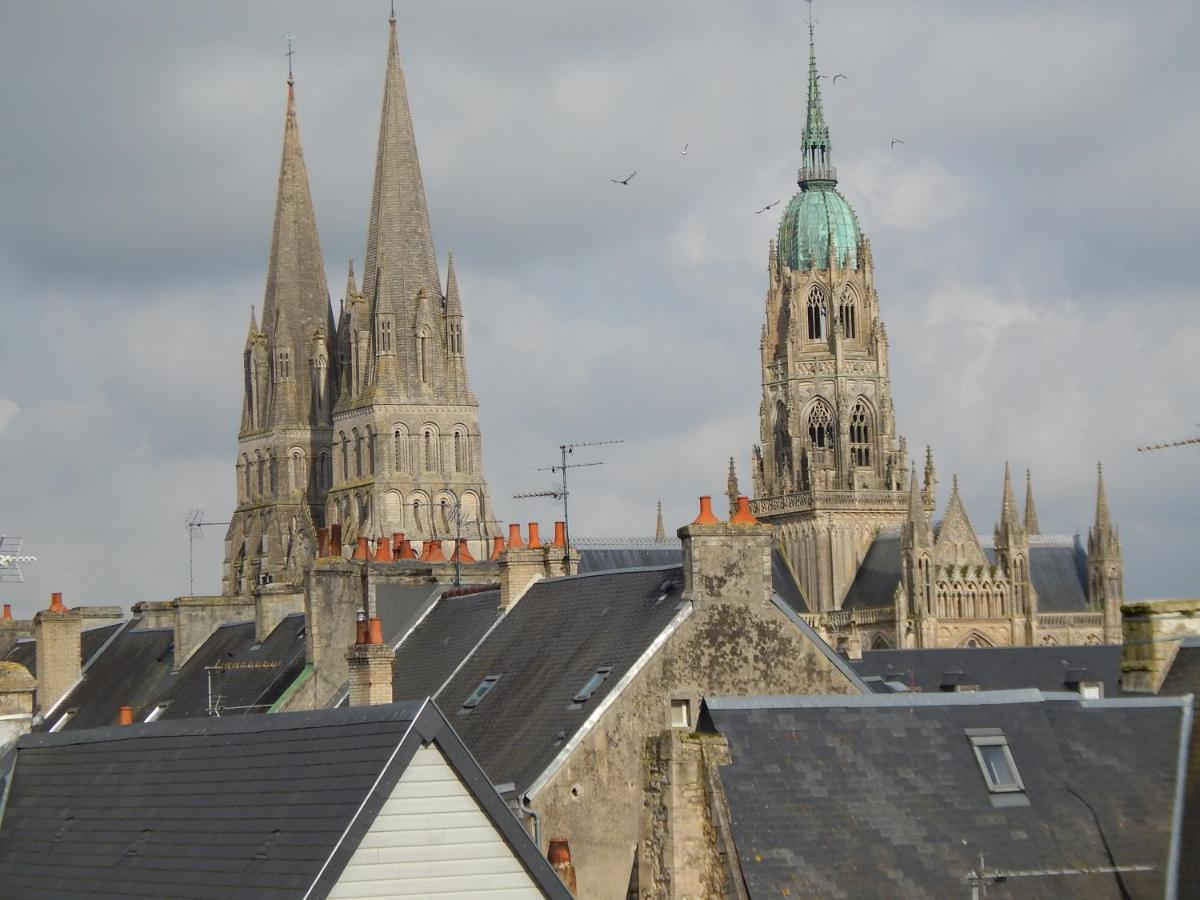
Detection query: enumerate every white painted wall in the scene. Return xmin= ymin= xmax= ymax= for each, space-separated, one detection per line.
xmin=326 ymin=743 xmax=546 ymax=899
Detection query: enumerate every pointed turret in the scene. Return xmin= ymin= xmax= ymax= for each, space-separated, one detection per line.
xmin=655 ymin=501 xmax=666 ymax=543
xmin=1087 ymin=463 xmax=1124 ymax=639
xmin=797 ymin=21 xmax=835 ymax=189
xmin=361 ymin=12 xmax=441 ymax=335
xmin=995 ymin=462 xmax=1023 ymax=545
xmin=903 ymin=468 xmax=932 ymax=549
xmin=345 ymin=259 xmax=359 ymax=303
xmin=923 ymin=445 xmax=937 ymax=502
xmin=1024 ymin=469 xmax=1040 ymax=535
xmin=1093 ymin=463 xmax=1113 ymax=536
xmin=726 ymin=457 xmax=740 ymax=518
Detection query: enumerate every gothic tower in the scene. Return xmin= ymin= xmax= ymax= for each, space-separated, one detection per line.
xmin=326 ymin=12 xmax=498 ymax=550
xmin=750 ymin=28 xmax=923 ymax=610
xmin=1088 ymin=463 xmax=1124 ymax=643
xmin=223 ymin=72 xmax=335 ymax=594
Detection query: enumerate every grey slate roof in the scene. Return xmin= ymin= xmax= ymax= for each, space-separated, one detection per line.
xmin=374 ymin=582 xmax=445 ymax=644
xmin=2 ymin=621 xmax=123 ymax=678
xmin=851 ymin=644 xmax=1123 ymax=696
xmin=0 ymin=701 xmax=571 ymax=899
xmin=391 ymin=587 xmax=500 ymax=700
xmin=705 ymin=691 xmax=1191 ymax=899
xmin=843 ymin=532 xmax=1091 ymax=612
xmin=402 ymin=565 xmax=688 ymax=794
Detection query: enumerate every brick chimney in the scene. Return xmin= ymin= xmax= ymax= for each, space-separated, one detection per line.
xmin=34 ymin=592 xmax=82 ymax=714
xmin=678 ymin=497 xmax=774 ymax=611
xmin=499 ymin=524 xmax=547 ymax=613
xmin=547 ymin=838 xmax=577 ymax=895
xmin=346 ymin=616 xmax=395 ymax=706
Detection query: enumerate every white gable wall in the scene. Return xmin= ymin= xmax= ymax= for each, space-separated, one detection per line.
xmin=326 ymin=743 xmax=546 ymax=899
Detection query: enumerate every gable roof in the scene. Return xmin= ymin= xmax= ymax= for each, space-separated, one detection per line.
xmin=391 ymin=587 xmax=501 ymax=700
xmin=2 ymin=621 xmax=124 ymax=678
xmin=0 ymin=701 xmax=570 ymax=899
xmin=704 ymin=691 xmax=1191 ymax=899
xmin=851 ymin=644 xmax=1123 ymax=696
xmin=397 ymin=566 xmax=689 ymax=794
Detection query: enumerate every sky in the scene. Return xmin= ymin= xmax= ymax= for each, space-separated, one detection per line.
xmin=1 ymin=1 xmax=1197 ymax=617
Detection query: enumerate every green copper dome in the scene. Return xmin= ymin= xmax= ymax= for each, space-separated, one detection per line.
xmin=777 ymin=186 xmax=860 ymax=272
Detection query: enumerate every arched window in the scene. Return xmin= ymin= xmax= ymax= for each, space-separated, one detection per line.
xmin=291 ymin=450 xmax=305 ymax=493
xmin=838 ymin=285 xmax=857 ymax=339
xmin=339 ymin=432 xmax=349 ymax=481
xmin=418 ymin=330 xmax=430 ymax=383
xmin=319 ymin=451 xmax=331 ymax=490
xmin=365 ymin=427 xmax=375 ymax=475
xmin=241 ymin=454 xmax=252 ymax=501
xmin=453 ymin=429 xmax=467 ymax=473
xmin=849 ymin=400 xmax=872 ymax=467
xmin=805 ymin=285 xmax=827 ymax=340
xmin=807 ymin=401 xmax=833 ymax=449
xmin=256 ymin=452 xmax=265 ymax=497
xmin=393 ymin=425 xmax=409 ymax=473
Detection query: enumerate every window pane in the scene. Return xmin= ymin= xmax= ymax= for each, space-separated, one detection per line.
xmin=981 ymin=745 xmax=1014 ymax=786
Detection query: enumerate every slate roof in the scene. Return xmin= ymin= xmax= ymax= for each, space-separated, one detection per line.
xmin=705 ymin=691 xmax=1191 ymax=899
xmin=154 ymin=614 xmax=307 ymax=720
xmin=851 ymin=644 xmax=1123 ymax=696
xmin=402 ymin=565 xmax=689 ymax=794
xmin=843 ymin=531 xmax=1091 ymax=612
xmin=1157 ymin=637 xmax=1200 ymax=893
xmin=391 ymin=587 xmax=500 ymax=700
xmin=2 ymin=621 xmax=123 ymax=678
xmin=374 ymin=582 xmax=445 ymax=644
xmin=0 ymin=701 xmax=571 ymax=899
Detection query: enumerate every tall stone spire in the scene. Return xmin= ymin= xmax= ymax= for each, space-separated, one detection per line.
xmin=1023 ymin=469 xmax=1040 ymax=535
xmin=798 ymin=19 xmax=835 ymax=189
xmin=995 ymin=462 xmax=1024 ymax=545
xmin=1088 ymin=462 xmax=1124 ymax=640
xmin=362 ymin=12 xmax=441 ymax=330
xmin=726 ymin=457 xmax=740 ymax=518
xmin=655 ymin=501 xmax=666 ymax=543
xmin=904 ymin=467 xmax=932 ymax=547
xmin=1093 ymin=462 xmax=1112 ymax=535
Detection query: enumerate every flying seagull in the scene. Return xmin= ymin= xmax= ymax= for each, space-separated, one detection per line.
xmin=755 ymin=199 xmax=783 ymax=215
xmin=677 ymin=142 xmax=689 ymax=156
xmin=610 ymin=171 xmax=637 ymax=185
xmin=832 ymin=73 xmax=847 ymax=83
xmin=890 ymin=138 xmax=905 ymax=149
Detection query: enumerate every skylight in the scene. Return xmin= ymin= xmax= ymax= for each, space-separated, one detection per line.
xmin=573 ymin=666 xmax=613 ymax=704
xmin=462 ymin=674 xmax=501 ymax=710
xmin=967 ymin=729 xmax=1025 ymax=794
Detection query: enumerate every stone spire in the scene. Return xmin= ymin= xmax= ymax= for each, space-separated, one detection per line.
xmin=655 ymin=500 xmax=666 ymax=543
xmin=726 ymin=457 xmax=740 ymax=518
xmin=1024 ymin=468 xmax=1040 ymax=535
xmin=904 ymin=467 xmax=932 ymax=548
xmin=923 ymin=446 xmax=937 ymax=501
xmin=995 ymin=461 xmax=1024 ymax=545
xmin=798 ymin=19 xmax=835 ymax=189
xmin=1093 ymin=462 xmax=1113 ymax=537
xmin=1088 ymin=462 xmax=1123 ymax=639
xmin=361 ymin=12 xmax=441 ymax=330
xmin=345 ymin=258 xmax=359 ymax=303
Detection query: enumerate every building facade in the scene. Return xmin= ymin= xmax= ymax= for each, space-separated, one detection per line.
xmin=224 ymin=13 xmax=498 ymax=595
xmin=750 ymin=29 xmax=1122 ymax=648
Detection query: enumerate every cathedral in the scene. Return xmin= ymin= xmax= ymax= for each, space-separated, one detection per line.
xmin=223 ymin=12 xmax=498 ymax=595
xmin=747 ymin=29 xmax=1123 ymax=650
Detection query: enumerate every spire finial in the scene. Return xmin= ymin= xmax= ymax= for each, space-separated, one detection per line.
xmin=389 ymin=0 xmax=396 ymax=25
xmin=285 ymin=34 xmax=295 ymax=87
xmin=798 ymin=0 xmax=835 ymax=189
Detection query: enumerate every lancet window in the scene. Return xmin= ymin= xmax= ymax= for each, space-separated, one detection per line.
xmin=805 ymin=285 xmax=827 ymax=340
xmin=838 ymin=285 xmax=857 ymax=339
xmin=849 ymin=400 xmax=872 ymax=467
xmin=807 ymin=401 xmax=834 ymax=449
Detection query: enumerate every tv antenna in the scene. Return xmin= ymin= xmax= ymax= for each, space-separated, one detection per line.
xmin=186 ymin=510 xmax=230 ymax=596
xmin=0 ymin=536 xmax=37 ymax=584
xmin=513 ymin=440 xmax=623 ymax=569
xmin=1138 ymin=427 xmax=1200 ymax=454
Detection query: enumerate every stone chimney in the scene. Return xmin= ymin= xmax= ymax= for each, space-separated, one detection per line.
xmin=499 ymin=524 xmax=548 ymax=613
xmin=346 ymin=616 xmax=395 ymax=706
xmin=547 ymin=838 xmax=577 ymax=896
xmin=678 ymin=497 xmax=774 ymax=611
xmin=34 ymin=592 xmax=82 ymax=714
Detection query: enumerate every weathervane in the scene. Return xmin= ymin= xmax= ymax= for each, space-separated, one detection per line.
xmin=285 ymin=34 xmax=295 ymax=84
xmin=0 ymin=535 xmax=36 ymax=584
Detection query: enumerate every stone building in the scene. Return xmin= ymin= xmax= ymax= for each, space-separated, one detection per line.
xmin=748 ymin=28 xmax=1122 ymax=648
xmin=223 ymin=11 xmax=498 ymax=596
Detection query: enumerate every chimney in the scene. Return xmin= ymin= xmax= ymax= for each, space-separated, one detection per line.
xmin=450 ymin=539 xmax=475 ymax=563
xmin=499 ymin=525 xmax=548 ymax=613
xmin=119 ymin=705 xmax=134 ymax=726
xmin=316 ymin=527 xmax=330 ymax=557
xmin=678 ymin=495 xmax=774 ymax=611
xmin=489 ymin=535 xmax=505 ymax=561
xmin=373 ymin=536 xmax=393 ymax=562
xmin=424 ymin=539 xmax=447 ymax=563
xmin=527 ymin=522 xmax=543 ymax=547
xmin=548 ymin=521 xmax=580 ymax=577
xmin=547 ymin=839 xmax=577 ymax=895
xmin=346 ymin=616 xmax=395 ymax=706
xmin=352 ymin=536 xmax=371 ymax=561
xmin=391 ymin=532 xmax=405 ymax=557
xmin=329 ymin=523 xmax=343 ymax=557
xmin=2 ymin=604 xmax=12 ymax=621
xmin=34 ymin=592 xmax=82 ymax=714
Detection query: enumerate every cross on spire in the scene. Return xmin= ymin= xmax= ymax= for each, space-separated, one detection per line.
xmin=285 ymin=34 xmax=295 ymax=86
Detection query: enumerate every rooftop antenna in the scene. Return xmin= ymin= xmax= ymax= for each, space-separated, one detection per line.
xmin=514 ymin=439 xmax=623 ymax=570
xmin=1138 ymin=426 xmax=1200 ymax=453
xmin=0 ymin=536 xmax=37 ymax=584
xmin=285 ymin=34 xmax=295 ymax=84
xmin=186 ymin=510 xmax=230 ymax=596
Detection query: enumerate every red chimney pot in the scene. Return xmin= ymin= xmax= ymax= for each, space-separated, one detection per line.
xmin=330 ymin=523 xmax=343 ymax=554
xmin=353 ymin=536 xmax=371 ymax=561
xmin=119 ymin=705 xmax=134 ymax=726
xmin=373 ymin=536 xmax=393 ymax=562
xmin=367 ymin=617 xmax=384 ymax=646
xmin=316 ymin=527 xmax=330 ymax=557
xmin=527 ymin=522 xmax=542 ymax=547
xmin=551 ymin=521 xmax=566 ymax=548
xmin=547 ymin=838 xmax=577 ymax=894
xmin=691 ymin=496 xmax=720 ymax=525
xmin=1 ymin=604 xmax=11 ymax=621
xmin=451 ymin=538 xmax=475 ymax=563
xmin=507 ymin=523 xmax=525 ymax=550
xmin=730 ymin=495 xmax=759 ymax=525
xmin=425 ymin=540 xmax=447 ymax=563
xmin=48 ymin=592 xmax=66 ymax=613
xmin=490 ymin=535 xmax=506 ymax=560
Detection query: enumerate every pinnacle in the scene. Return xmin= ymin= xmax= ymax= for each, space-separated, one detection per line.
xmin=1024 ymin=469 xmax=1041 ymax=535
xmin=1094 ymin=461 xmax=1112 ymax=532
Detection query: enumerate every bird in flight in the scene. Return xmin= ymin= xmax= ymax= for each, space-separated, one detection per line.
xmin=677 ymin=142 xmax=689 ymax=156
xmin=832 ymin=73 xmax=847 ymax=83
xmin=611 ymin=171 xmax=637 ymax=185
xmin=755 ymin=199 xmax=782 ymax=215
xmin=890 ymin=138 xmax=905 ymax=149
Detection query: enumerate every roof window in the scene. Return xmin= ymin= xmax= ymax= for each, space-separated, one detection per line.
xmin=48 ymin=710 xmax=74 ymax=733
xmin=462 ymin=674 xmax=501 ymax=710
xmin=144 ymin=704 xmax=167 ymax=723
xmin=967 ymin=729 xmax=1026 ymax=803
xmin=571 ymin=666 xmax=613 ymax=705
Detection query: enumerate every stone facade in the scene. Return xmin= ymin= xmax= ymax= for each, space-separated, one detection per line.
xmin=1120 ymin=597 xmax=1200 ymax=692
xmin=749 ymin=33 xmax=1123 ymax=648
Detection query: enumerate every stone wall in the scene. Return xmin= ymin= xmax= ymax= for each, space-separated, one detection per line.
xmin=1121 ymin=598 xmax=1200 ymax=692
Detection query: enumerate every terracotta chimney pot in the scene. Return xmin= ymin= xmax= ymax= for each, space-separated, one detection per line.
xmin=551 ymin=521 xmax=566 ymax=548
xmin=425 ymin=539 xmax=447 ymax=563
xmin=48 ymin=592 xmax=66 ymax=613
xmin=1 ymin=603 xmax=11 ymax=621
xmin=507 ymin=523 xmax=525 ymax=550
xmin=367 ymin=617 xmax=384 ymax=646
xmin=330 ymin=523 xmax=343 ymax=554
xmin=373 ymin=536 xmax=393 ymax=562
xmin=352 ymin=536 xmax=371 ymax=561
xmin=547 ymin=838 xmax=577 ymax=895
xmin=691 ymin=496 xmax=720 ymax=525
xmin=730 ymin=495 xmax=759 ymax=524
xmin=527 ymin=522 xmax=542 ymax=547
xmin=399 ymin=538 xmax=416 ymax=559
xmin=392 ymin=532 xmax=405 ymax=554
xmin=316 ymin=527 xmax=330 ymax=557
xmin=119 ymin=705 xmax=134 ymax=726
xmin=451 ymin=538 xmax=475 ymax=563
xmin=490 ymin=535 xmax=506 ymax=560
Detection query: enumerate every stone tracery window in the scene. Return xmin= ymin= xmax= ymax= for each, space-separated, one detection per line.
xmin=805 ymin=285 xmax=827 ymax=340
xmin=838 ymin=285 xmax=858 ymax=339
xmin=849 ymin=399 xmax=872 ymax=467
xmin=393 ymin=424 xmax=409 ymax=473
xmin=353 ymin=429 xmax=363 ymax=478
xmin=807 ymin=401 xmax=834 ymax=449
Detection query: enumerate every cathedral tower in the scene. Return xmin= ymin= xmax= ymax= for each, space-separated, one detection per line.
xmin=326 ymin=12 xmax=498 ymax=550
xmin=750 ymin=27 xmax=922 ymax=610
xmin=223 ymin=73 xmax=336 ymax=594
